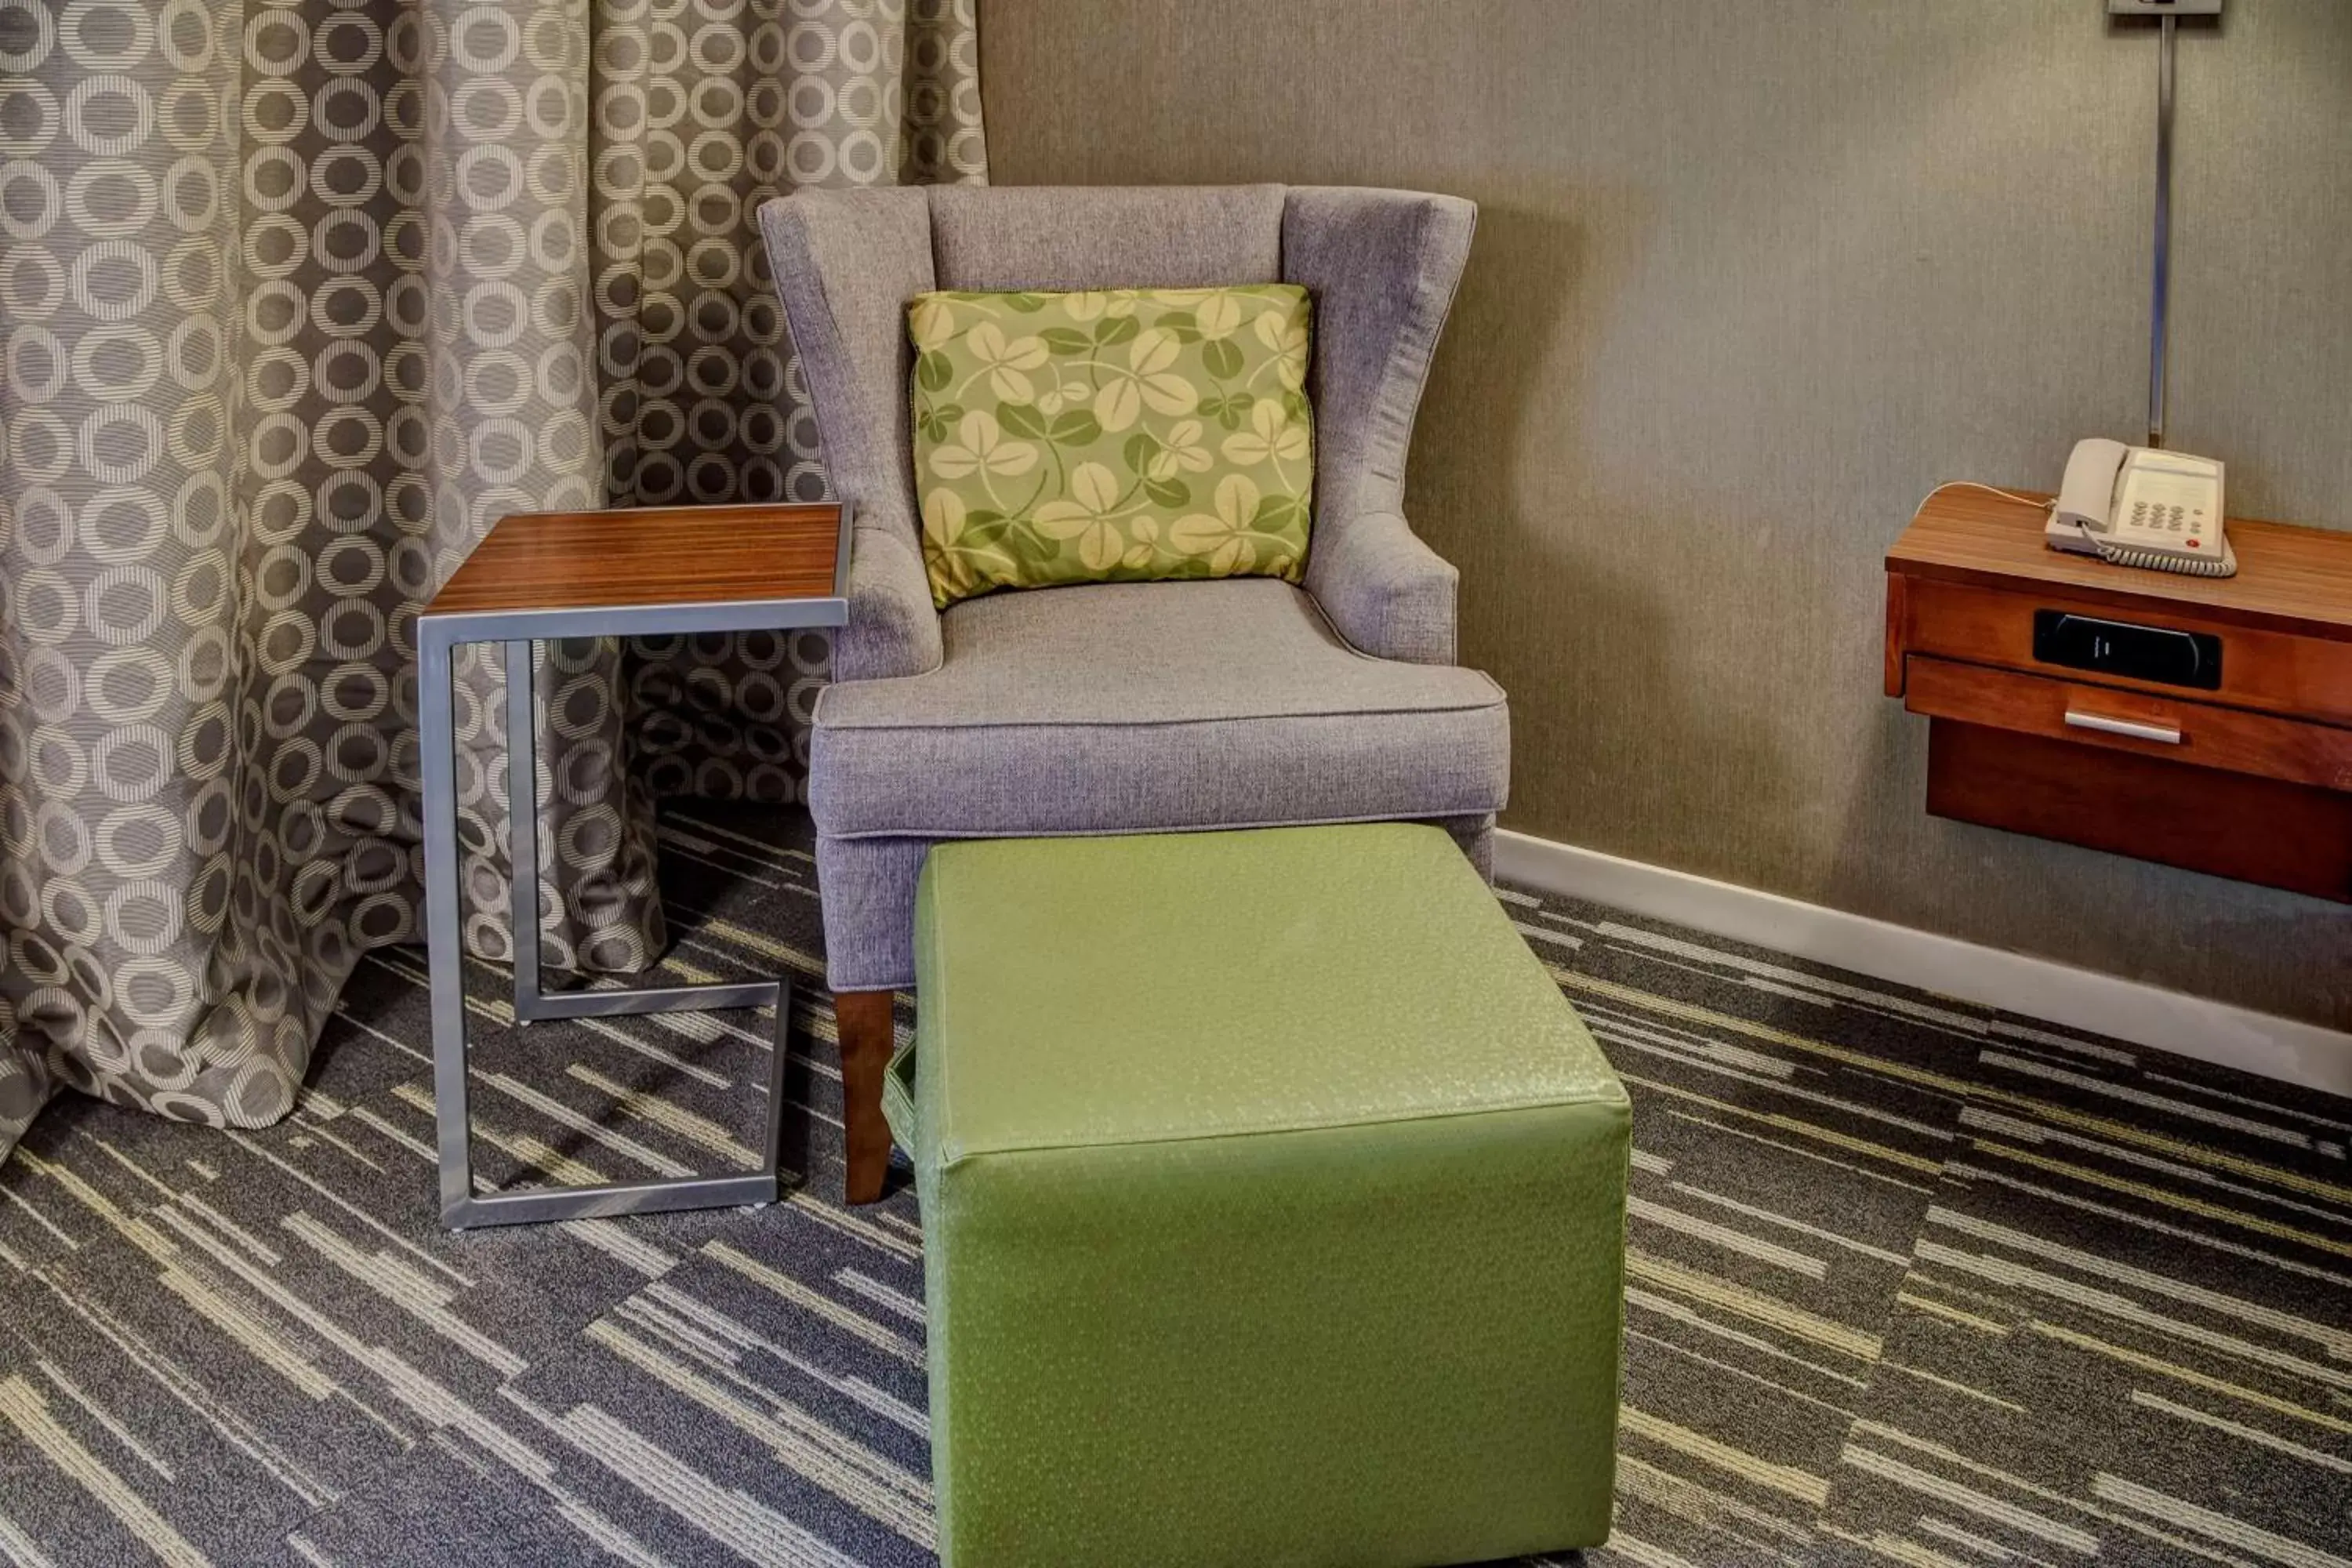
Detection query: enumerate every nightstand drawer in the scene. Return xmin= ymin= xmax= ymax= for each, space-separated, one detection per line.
xmin=1904 ymin=655 xmax=2352 ymax=792
xmin=1898 ymin=579 xmax=2352 ymax=726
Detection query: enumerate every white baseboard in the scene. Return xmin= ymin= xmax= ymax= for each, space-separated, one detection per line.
xmin=1495 ymin=829 xmax=2352 ymax=1098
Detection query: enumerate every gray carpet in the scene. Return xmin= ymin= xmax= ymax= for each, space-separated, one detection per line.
xmin=1 ymin=802 xmax=2347 ymax=1567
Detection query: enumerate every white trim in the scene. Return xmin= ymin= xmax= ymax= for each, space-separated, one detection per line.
xmin=1495 ymin=829 xmax=2352 ymax=1098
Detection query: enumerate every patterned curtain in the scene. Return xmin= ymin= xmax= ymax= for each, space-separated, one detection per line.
xmin=0 ymin=0 xmax=986 ymax=1163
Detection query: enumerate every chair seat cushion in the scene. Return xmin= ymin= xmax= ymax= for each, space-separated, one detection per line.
xmin=809 ymin=578 xmax=1507 ymax=839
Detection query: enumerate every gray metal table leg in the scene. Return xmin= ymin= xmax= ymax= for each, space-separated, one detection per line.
xmin=422 ymin=622 xmax=474 ymax=1222
xmin=424 ymin=629 xmax=791 ymax=1231
xmin=506 ymin=637 xmax=546 ymax=1021
xmin=506 ymin=637 xmax=778 ymax=1018
xmin=445 ymin=977 xmax=791 ymax=1229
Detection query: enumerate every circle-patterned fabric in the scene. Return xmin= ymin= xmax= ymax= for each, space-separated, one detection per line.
xmin=0 ymin=0 xmax=987 ymax=1162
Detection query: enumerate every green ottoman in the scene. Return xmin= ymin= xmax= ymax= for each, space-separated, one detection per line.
xmin=887 ymin=823 xmax=1630 ymax=1567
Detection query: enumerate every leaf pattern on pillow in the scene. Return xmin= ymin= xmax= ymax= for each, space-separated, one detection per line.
xmin=908 ymin=285 xmax=1314 ymax=609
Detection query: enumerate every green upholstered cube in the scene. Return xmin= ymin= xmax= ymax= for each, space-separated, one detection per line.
xmin=887 ymin=823 xmax=1630 ymax=1568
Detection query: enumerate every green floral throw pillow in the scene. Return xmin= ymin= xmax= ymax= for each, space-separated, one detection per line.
xmin=906 ymin=284 xmax=1315 ymax=608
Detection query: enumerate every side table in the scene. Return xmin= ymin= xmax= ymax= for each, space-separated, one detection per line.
xmin=1886 ymin=487 xmax=2352 ymax=899
xmin=417 ymin=502 xmax=850 ymax=1229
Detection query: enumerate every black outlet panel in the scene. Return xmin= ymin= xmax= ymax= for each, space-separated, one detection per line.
xmin=2032 ymin=610 xmax=2221 ymax=690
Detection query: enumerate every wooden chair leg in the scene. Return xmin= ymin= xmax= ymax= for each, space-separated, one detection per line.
xmin=833 ymin=990 xmax=898 ymax=1204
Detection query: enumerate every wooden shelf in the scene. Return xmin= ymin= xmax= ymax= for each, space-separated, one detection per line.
xmin=1885 ymin=486 xmax=2352 ymax=901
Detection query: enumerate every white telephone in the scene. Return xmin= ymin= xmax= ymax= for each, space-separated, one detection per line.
xmin=2047 ymin=438 xmax=2234 ymax=578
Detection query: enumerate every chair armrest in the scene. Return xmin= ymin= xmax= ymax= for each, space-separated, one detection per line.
xmin=1305 ymin=510 xmax=1458 ymax=665
xmin=835 ymin=517 xmax=942 ymax=682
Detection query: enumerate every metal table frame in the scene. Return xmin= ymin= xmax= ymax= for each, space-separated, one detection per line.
xmin=418 ymin=525 xmax=850 ymax=1230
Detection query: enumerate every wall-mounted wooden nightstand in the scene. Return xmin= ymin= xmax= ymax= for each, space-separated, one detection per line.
xmin=1884 ymin=487 xmax=2352 ymax=901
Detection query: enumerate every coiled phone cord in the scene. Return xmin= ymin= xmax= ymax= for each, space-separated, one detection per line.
xmin=2085 ymin=536 xmax=2236 ymax=577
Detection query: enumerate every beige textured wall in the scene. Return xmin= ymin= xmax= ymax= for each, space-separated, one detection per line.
xmin=978 ymin=0 xmax=2352 ymax=1027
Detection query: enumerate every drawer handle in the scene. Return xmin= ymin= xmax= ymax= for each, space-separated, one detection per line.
xmin=2064 ymin=710 xmax=2181 ymax=745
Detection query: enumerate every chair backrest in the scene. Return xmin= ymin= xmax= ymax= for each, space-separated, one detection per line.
xmin=928 ymin=185 xmax=1282 ymax=290
xmin=758 ymin=183 xmax=1474 ymax=563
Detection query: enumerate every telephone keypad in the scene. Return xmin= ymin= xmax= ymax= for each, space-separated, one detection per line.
xmin=2129 ymin=499 xmax=2191 ymax=532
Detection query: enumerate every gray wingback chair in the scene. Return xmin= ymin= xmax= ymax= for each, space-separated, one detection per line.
xmin=757 ymin=184 xmax=1508 ymax=1200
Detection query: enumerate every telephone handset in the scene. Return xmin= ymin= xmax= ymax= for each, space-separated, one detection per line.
xmin=2046 ymin=438 xmax=2235 ymax=578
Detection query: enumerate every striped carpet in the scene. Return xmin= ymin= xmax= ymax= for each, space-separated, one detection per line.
xmin=0 ymin=802 xmax=2347 ymax=1567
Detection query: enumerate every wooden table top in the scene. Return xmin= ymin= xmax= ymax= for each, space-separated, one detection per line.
xmin=423 ymin=503 xmax=845 ymax=618
xmin=1888 ymin=485 xmax=2352 ymax=643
